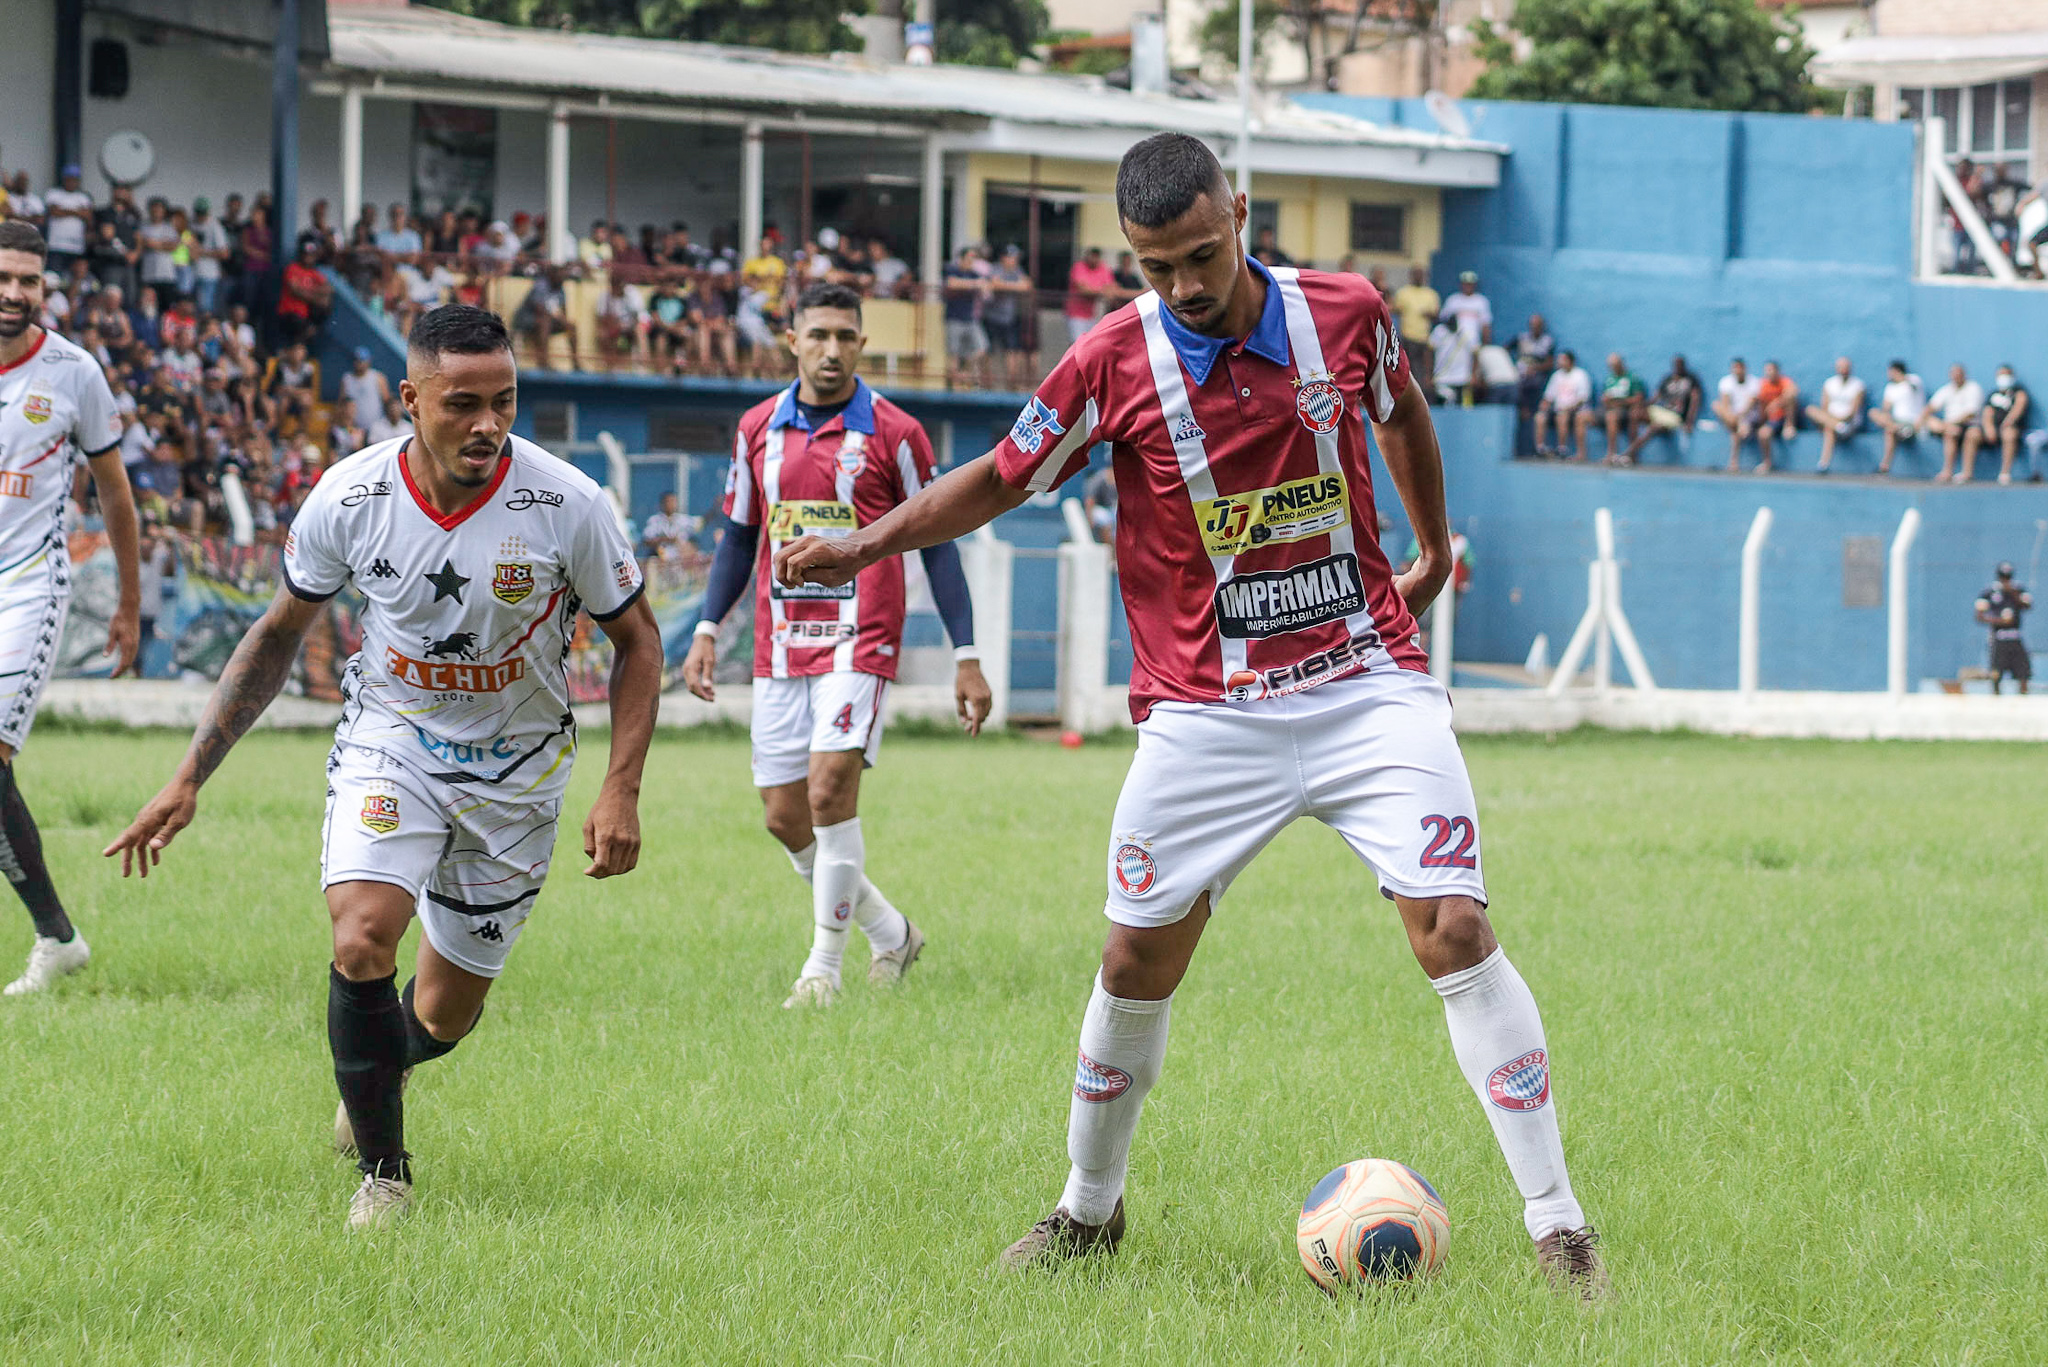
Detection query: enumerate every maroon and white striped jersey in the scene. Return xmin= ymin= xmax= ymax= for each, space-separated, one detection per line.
xmin=994 ymin=260 xmax=1427 ymax=721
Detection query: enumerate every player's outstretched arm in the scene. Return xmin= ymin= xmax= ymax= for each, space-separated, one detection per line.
xmin=1372 ymin=383 xmax=1454 ymax=618
xmin=584 ymin=595 xmax=662 ymax=879
xmin=87 ymin=449 xmax=143 ymax=675
xmin=774 ymin=453 xmax=1028 ymax=590
xmin=102 ymin=586 xmax=323 ymax=877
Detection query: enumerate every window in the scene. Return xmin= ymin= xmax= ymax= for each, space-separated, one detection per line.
xmin=648 ymin=411 xmax=729 ymax=453
xmin=1895 ymin=79 xmax=2032 ymax=178
xmin=1349 ymin=203 xmax=1406 ymax=254
xmin=531 ymin=401 xmax=575 ymax=447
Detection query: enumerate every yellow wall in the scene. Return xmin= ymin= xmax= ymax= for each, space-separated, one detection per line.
xmin=961 ymin=152 xmax=1442 ymax=272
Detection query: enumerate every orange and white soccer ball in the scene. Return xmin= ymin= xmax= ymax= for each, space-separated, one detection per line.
xmin=1296 ymin=1158 xmax=1450 ymax=1290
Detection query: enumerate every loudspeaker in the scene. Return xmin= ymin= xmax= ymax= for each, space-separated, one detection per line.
xmin=89 ymin=39 xmax=129 ymax=99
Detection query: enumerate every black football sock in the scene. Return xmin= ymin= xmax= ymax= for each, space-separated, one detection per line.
xmin=328 ymin=966 xmax=411 ymax=1181
xmin=400 ymin=976 xmax=478 ymax=1068
xmin=0 ymin=762 xmax=73 ymax=943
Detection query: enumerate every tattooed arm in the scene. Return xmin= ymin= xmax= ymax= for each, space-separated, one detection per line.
xmin=104 ymin=586 xmax=325 ymax=877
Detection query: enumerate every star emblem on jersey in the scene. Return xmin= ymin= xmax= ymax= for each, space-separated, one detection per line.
xmin=424 ymin=559 xmax=470 ymax=603
xmin=1293 ymin=372 xmax=1344 ymax=434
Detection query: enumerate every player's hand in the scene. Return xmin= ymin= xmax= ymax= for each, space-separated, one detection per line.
xmin=582 ymin=784 xmax=641 ymax=878
xmin=955 ymin=660 xmax=992 ymax=737
xmin=1396 ymin=549 xmax=1452 ymax=619
xmin=104 ymin=601 xmax=141 ymax=677
xmin=774 ymin=534 xmax=866 ymax=591
xmin=681 ymin=633 xmax=718 ymax=702
xmin=102 ymin=780 xmax=198 ymax=878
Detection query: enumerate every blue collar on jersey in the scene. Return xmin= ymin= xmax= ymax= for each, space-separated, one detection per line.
xmin=1155 ymin=254 xmax=1291 ymax=388
xmin=767 ymin=377 xmax=877 ymax=435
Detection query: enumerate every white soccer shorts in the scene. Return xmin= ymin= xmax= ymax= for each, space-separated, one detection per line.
xmin=750 ymin=671 xmax=890 ymax=789
xmin=1102 ymin=665 xmax=1488 ymax=927
xmin=0 ymin=576 xmax=71 ymax=754
xmin=321 ymin=742 xmax=562 ymax=978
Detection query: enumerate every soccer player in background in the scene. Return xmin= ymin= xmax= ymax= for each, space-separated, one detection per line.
xmin=106 ymin=305 xmax=663 ymax=1229
xmin=774 ymin=135 xmax=1605 ymax=1296
xmin=1976 ymin=562 xmax=2032 ymax=694
xmin=683 ymin=282 xmax=989 ymax=1009
xmin=0 ymin=221 xmax=142 ymax=995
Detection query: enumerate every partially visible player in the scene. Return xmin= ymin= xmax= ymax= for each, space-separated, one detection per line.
xmin=0 ymin=221 xmax=142 ymax=995
xmin=683 ymin=282 xmax=989 ymax=1009
xmin=106 ymin=305 xmax=662 ymax=1229
xmin=1976 ymin=562 xmax=2032 ymax=694
xmin=776 ymin=136 xmax=1604 ymax=1296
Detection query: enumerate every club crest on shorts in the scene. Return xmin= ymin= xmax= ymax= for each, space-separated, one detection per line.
xmin=1074 ymin=1048 xmax=1131 ymax=1103
xmin=1293 ymin=372 xmax=1344 ymax=433
xmin=1113 ymin=842 xmax=1157 ymax=896
xmin=1487 ymin=1049 xmax=1550 ymax=1111
xmin=491 ymin=560 xmax=535 ymax=605
xmin=359 ymin=793 xmax=400 ymax=834
xmin=21 ymin=392 xmax=52 ymax=424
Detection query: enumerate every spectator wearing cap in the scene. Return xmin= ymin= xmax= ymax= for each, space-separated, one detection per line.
xmin=277 ymin=237 xmax=333 ymax=343
xmin=1806 ymin=357 xmax=1865 ymax=475
xmin=189 ymin=196 xmax=230 ymax=315
xmin=1976 ymin=563 xmax=2032 ymax=693
xmin=1439 ymin=271 xmax=1492 ymax=347
xmin=1870 ymin=360 xmax=1925 ymax=475
xmin=1925 ymin=364 xmax=1986 ymax=482
xmin=1714 ymin=358 xmax=1770 ymax=473
xmin=1963 ymin=364 xmax=2031 ymax=484
xmin=44 ymin=165 xmax=93 ymax=274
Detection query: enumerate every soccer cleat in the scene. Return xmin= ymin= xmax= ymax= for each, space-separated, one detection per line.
xmin=4 ymin=934 xmax=90 ymax=996
xmin=868 ymin=918 xmax=925 ymax=987
xmin=347 ymin=1173 xmax=413 ymax=1231
xmin=781 ymin=975 xmax=839 ymax=1010
xmin=998 ymin=1198 xmax=1126 ymax=1272
xmin=1535 ymin=1224 xmax=1609 ymax=1301
xmin=332 ymin=1068 xmax=413 ymax=1157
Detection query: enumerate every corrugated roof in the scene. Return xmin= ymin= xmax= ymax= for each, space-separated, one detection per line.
xmin=327 ymin=6 xmax=1505 ymax=157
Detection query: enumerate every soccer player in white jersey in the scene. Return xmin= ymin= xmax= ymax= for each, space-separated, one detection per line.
xmin=0 ymin=222 xmax=143 ymax=995
xmin=682 ymin=283 xmax=990 ymax=1009
xmin=106 ymin=306 xmax=662 ymax=1229
xmin=776 ymin=136 xmax=1605 ymax=1296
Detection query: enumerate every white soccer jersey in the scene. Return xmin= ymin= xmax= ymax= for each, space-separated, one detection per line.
xmin=0 ymin=330 xmax=121 ymax=586
xmin=283 ymin=435 xmax=643 ymax=802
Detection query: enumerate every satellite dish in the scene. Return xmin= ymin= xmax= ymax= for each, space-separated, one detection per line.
xmin=99 ymin=130 xmax=155 ymax=188
xmin=1422 ymin=90 xmax=1471 ymax=139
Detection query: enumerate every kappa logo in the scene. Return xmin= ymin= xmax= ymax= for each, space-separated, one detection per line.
xmin=492 ymin=560 xmax=535 ymax=604
xmin=1074 ymin=1049 xmax=1132 ymax=1104
xmin=1376 ymin=321 xmax=1403 ymax=378
xmin=21 ymin=393 xmax=52 ymax=425
xmin=1214 ymin=553 xmax=1363 ymax=640
xmin=1113 ymin=842 xmax=1157 ymax=896
xmin=339 ymin=480 xmax=393 ymax=507
xmin=473 ymin=921 xmax=504 ymax=943
xmin=1487 ymin=1049 xmax=1551 ymax=1112
xmin=360 ymin=793 xmax=400 ymax=834
xmin=1008 ymin=396 xmax=1065 ymax=455
xmin=504 ymin=487 xmax=564 ymax=510
xmin=0 ymin=472 xmax=33 ymax=499
xmin=1170 ymin=412 xmax=1207 ymax=445
xmin=1293 ymin=373 xmax=1345 ymax=434
xmin=366 ymin=558 xmax=399 ymax=579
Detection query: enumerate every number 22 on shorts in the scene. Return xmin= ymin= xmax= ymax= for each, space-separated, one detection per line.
xmin=1418 ymin=814 xmax=1478 ymax=869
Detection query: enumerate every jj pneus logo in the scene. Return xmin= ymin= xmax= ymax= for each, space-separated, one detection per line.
xmin=1198 ymin=473 xmax=1349 ymax=557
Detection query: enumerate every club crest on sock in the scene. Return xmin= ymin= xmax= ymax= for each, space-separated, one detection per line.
xmin=1074 ymin=1048 xmax=1132 ymax=1103
xmin=1486 ymin=1049 xmax=1550 ymax=1111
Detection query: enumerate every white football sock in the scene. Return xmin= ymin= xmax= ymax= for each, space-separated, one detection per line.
xmin=786 ymin=838 xmax=905 ymax=953
xmin=1432 ymin=947 xmax=1585 ymax=1240
xmin=1059 ymin=973 xmax=1172 ymax=1226
xmin=799 ymin=819 xmax=865 ymax=985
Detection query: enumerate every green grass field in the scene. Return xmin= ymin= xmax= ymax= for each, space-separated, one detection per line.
xmin=0 ymin=725 xmax=2043 ymax=1364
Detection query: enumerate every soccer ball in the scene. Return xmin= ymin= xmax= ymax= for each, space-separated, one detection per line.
xmin=1295 ymin=1158 xmax=1450 ymax=1290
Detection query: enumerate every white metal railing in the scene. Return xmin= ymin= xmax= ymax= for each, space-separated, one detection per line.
xmin=1919 ymin=116 xmax=2020 ymax=283
xmin=1888 ymin=507 xmax=1921 ymax=697
xmin=1547 ymin=507 xmax=1656 ymax=695
xmin=1738 ymin=507 xmax=1772 ymax=697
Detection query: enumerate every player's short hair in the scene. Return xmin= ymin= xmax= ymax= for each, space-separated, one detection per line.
xmin=793 ymin=282 xmax=863 ymax=322
xmin=0 ymin=221 xmax=48 ymax=261
xmin=1116 ymin=133 xmax=1232 ymax=230
xmin=408 ymin=303 xmax=512 ymax=370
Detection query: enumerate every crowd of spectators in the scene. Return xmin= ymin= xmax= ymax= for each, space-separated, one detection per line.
xmin=0 ymin=163 xmax=375 ymax=553
xmin=1946 ymin=158 xmax=2048 ymax=279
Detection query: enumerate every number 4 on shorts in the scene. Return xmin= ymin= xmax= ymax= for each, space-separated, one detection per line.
xmin=1418 ymin=815 xmax=1478 ymax=869
xmin=832 ymin=703 xmax=856 ymax=736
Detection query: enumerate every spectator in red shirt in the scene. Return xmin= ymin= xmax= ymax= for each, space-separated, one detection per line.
xmin=1065 ymin=247 xmax=1116 ymax=346
xmin=277 ymin=237 xmax=332 ymax=343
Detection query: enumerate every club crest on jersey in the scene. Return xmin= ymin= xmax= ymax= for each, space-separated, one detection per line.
xmin=1113 ymin=842 xmax=1157 ymax=896
xmin=1170 ymin=411 xmax=1206 ymax=445
xmin=1487 ymin=1049 xmax=1551 ymax=1111
xmin=834 ymin=441 xmax=865 ymax=477
xmin=1293 ymin=372 xmax=1344 ymax=433
xmin=21 ymin=392 xmax=52 ymax=424
xmin=492 ymin=561 xmax=535 ymax=604
xmin=359 ymin=793 xmax=400 ymax=834
xmin=1074 ymin=1048 xmax=1132 ymax=1104
xmin=1009 ymin=396 xmax=1065 ymax=455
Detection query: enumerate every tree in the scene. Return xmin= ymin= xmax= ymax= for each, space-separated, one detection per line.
xmin=937 ymin=0 xmax=1050 ymax=69
xmin=419 ymin=0 xmax=861 ymax=54
xmin=1467 ymin=0 xmax=1821 ymax=113
xmin=1199 ymin=0 xmax=1444 ymax=94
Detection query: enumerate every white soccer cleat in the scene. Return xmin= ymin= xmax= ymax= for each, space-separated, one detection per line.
xmin=781 ymin=975 xmax=840 ymax=1010
xmin=333 ymin=1068 xmax=414 ymax=1156
xmin=4 ymin=934 xmax=90 ymax=996
xmin=347 ymin=1173 xmax=413 ymax=1231
xmin=868 ymin=918 xmax=925 ymax=987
